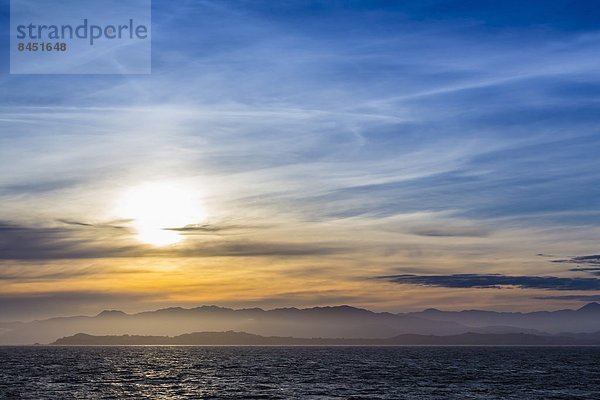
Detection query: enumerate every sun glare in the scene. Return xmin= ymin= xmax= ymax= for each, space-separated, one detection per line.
xmin=116 ymin=182 xmax=205 ymax=246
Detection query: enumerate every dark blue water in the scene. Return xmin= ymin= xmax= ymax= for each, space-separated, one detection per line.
xmin=1 ymin=346 xmax=599 ymax=399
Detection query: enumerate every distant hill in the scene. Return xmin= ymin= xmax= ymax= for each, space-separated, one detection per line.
xmin=406 ymin=302 xmax=600 ymax=334
xmin=2 ymin=303 xmax=600 ymax=345
xmin=52 ymin=330 xmax=600 ymax=346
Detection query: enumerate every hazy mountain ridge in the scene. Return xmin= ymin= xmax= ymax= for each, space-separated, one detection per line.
xmin=2 ymin=303 xmax=600 ymax=345
xmin=406 ymin=302 xmax=600 ymax=333
xmin=52 ymin=330 xmax=600 ymax=346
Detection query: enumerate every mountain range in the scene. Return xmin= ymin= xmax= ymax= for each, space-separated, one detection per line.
xmin=53 ymin=330 xmax=600 ymax=346
xmin=1 ymin=303 xmax=600 ymax=345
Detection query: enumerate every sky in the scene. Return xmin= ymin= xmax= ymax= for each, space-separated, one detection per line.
xmin=1 ymin=0 xmax=600 ymax=321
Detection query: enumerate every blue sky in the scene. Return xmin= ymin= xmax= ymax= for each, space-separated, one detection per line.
xmin=1 ymin=0 xmax=600 ymax=320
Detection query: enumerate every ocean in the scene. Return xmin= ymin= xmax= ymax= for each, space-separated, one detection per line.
xmin=1 ymin=346 xmax=599 ymax=399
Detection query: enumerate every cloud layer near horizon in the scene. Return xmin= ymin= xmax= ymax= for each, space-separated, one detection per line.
xmin=382 ymin=274 xmax=600 ymax=291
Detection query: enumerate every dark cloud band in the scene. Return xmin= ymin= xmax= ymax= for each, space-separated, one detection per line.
xmin=553 ymin=255 xmax=600 ymax=265
xmin=381 ymin=274 xmax=600 ymax=291
xmin=534 ymin=295 xmax=600 ymax=302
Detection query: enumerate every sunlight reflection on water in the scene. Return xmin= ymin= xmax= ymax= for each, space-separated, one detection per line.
xmin=0 ymin=346 xmax=599 ymax=399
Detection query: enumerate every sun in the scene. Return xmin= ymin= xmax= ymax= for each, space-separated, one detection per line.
xmin=115 ymin=182 xmax=205 ymax=246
